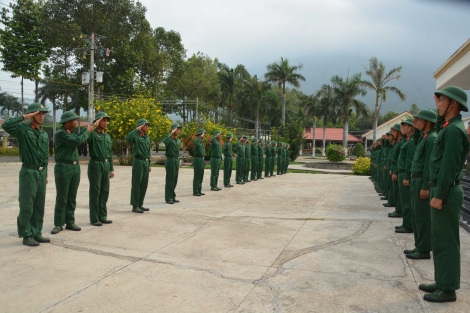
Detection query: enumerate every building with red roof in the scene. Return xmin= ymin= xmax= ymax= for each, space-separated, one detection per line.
xmin=302 ymin=128 xmax=361 ymax=153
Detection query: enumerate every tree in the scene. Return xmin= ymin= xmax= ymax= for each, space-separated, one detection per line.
xmin=331 ymin=73 xmax=368 ymax=151
xmin=271 ymin=118 xmax=305 ymax=161
xmin=265 ymin=57 xmax=306 ymax=125
xmin=302 ymin=90 xmax=322 ymax=157
xmin=318 ymin=85 xmax=336 ymax=156
xmin=409 ymin=103 xmax=420 ymax=115
xmin=0 ymin=92 xmax=24 ymax=117
xmin=0 ymin=0 xmax=49 ymax=111
xmin=362 ymin=57 xmax=405 ymax=143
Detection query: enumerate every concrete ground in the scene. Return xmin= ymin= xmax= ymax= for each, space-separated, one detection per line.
xmin=1 ymin=162 xmax=470 ymax=313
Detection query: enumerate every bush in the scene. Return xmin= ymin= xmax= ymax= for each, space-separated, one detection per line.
xmin=315 ymin=147 xmax=322 ymax=155
xmin=325 ymin=143 xmax=346 ymax=162
xmin=352 ymin=143 xmax=365 ymax=157
xmin=352 ymin=157 xmax=371 ymax=176
xmin=0 ymin=148 xmax=19 ymax=156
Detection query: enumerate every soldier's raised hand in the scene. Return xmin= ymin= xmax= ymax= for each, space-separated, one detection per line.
xmin=23 ymin=111 xmax=39 ymax=120
xmin=87 ymin=124 xmax=95 ymax=132
xmin=94 ymin=117 xmax=102 ymax=128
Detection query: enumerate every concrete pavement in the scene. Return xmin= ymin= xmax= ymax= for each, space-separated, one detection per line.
xmin=1 ymin=162 xmax=469 ymax=312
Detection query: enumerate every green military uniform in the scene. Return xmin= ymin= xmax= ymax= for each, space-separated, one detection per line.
xmin=236 ymin=135 xmax=245 ymax=184
xmin=87 ymin=112 xmax=114 ymax=225
xmin=53 ymin=111 xmax=90 ymax=232
xmin=383 ymin=132 xmax=396 ymax=207
xmin=250 ymin=138 xmax=258 ymax=181
xmin=407 ymin=110 xmax=437 ymax=259
xmin=244 ymin=136 xmax=251 ymax=182
xmin=264 ymin=140 xmax=271 ymax=177
xmin=396 ymin=118 xmax=416 ymax=233
xmin=127 ymin=119 xmax=151 ymax=212
xmin=210 ymin=130 xmax=222 ymax=190
xmin=277 ymin=142 xmax=282 ymax=175
xmin=223 ymin=133 xmax=234 ymax=187
xmin=3 ymin=103 xmax=50 ymax=246
xmin=193 ymin=128 xmax=206 ymax=195
xmin=270 ymin=142 xmax=277 ymax=176
xmin=421 ymin=86 xmax=469 ymax=302
xmin=389 ymin=124 xmax=405 ymax=218
xmin=163 ymin=123 xmax=182 ymax=203
xmin=257 ymin=139 xmax=264 ymax=179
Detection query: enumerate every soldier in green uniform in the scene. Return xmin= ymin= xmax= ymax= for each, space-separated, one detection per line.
xmin=405 ymin=110 xmax=437 ymax=260
xmin=223 ymin=133 xmax=234 ymax=187
xmin=277 ymin=142 xmax=283 ymax=175
xmin=380 ymin=135 xmax=391 ymax=201
xmin=244 ymin=136 xmax=251 ymax=183
xmin=383 ymin=132 xmax=396 ymax=208
xmin=193 ymin=128 xmax=206 ymax=196
xmin=388 ymin=124 xmax=405 ymax=218
xmin=257 ymin=139 xmax=264 ymax=179
xmin=210 ymin=130 xmax=222 ymax=191
xmin=419 ymin=86 xmax=469 ymax=303
xmin=87 ymin=112 xmax=114 ymax=226
xmin=270 ymin=141 xmax=277 ymax=177
xmin=126 ymin=118 xmax=151 ymax=213
xmin=163 ymin=123 xmax=182 ymax=204
xmin=250 ymin=138 xmax=258 ymax=181
xmin=3 ymin=103 xmax=50 ymax=246
xmin=51 ymin=111 xmax=95 ymax=234
xmin=264 ymin=140 xmax=271 ymax=178
xmin=395 ymin=118 xmax=416 ymax=233
xmin=236 ymin=134 xmax=245 ymax=184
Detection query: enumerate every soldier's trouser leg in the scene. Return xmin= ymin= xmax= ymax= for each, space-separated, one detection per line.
xmin=258 ymin=156 xmax=263 ymax=178
xmin=17 ymin=167 xmax=47 ymax=238
xmin=393 ymin=178 xmax=402 ymax=215
xmin=431 ymin=186 xmax=462 ymax=291
xmin=265 ymin=157 xmax=270 ymax=177
xmin=165 ymin=158 xmax=179 ymax=201
xmin=250 ymin=156 xmax=257 ymax=180
xmin=271 ymin=157 xmax=275 ymax=175
xmin=411 ymin=178 xmax=432 ymax=252
xmin=244 ymin=158 xmax=250 ymax=181
xmin=210 ymin=157 xmax=221 ymax=187
xmin=193 ymin=157 xmax=205 ymax=194
xmin=277 ymin=156 xmax=281 ymax=174
xmin=88 ymin=160 xmax=110 ymax=223
xmin=130 ymin=159 xmax=149 ymax=207
xmin=54 ymin=163 xmax=80 ymax=226
xmin=398 ymin=173 xmax=412 ymax=229
xmin=387 ymin=173 xmax=395 ymax=205
xmin=224 ymin=157 xmax=232 ymax=186
xmin=236 ymin=156 xmax=243 ymax=183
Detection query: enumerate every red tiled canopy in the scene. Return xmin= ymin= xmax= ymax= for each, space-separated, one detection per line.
xmin=303 ymin=128 xmax=361 ymax=143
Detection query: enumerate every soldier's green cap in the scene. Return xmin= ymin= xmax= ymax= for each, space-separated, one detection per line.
xmin=226 ymin=133 xmax=233 ymax=138
xmin=170 ymin=123 xmax=182 ymax=131
xmin=386 ymin=131 xmax=393 ymax=135
xmin=26 ymin=102 xmax=49 ymax=114
xmin=196 ymin=128 xmax=205 ymax=135
xmin=391 ymin=123 xmax=401 ymax=131
xmin=243 ymin=135 xmax=248 ymax=139
xmin=272 ymin=141 xmax=277 ymax=144
xmin=136 ymin=118 xmax=150 ymax=127
xmin=251 ymin=136 xmax=256 ymax=141
xmin=59 ymin=111 xmax=80 ymax=124
xmin=238 ymin=134 xmax=244 ymax=139
xmin=266 ymin=140 xmax=270 ymax=145
xmin=93 ymin=112 xmax=111 ymax=123
xmin=401 ymin=118 xmax=414 ymax=126
xmin=413 ymin=109 xmax=437 ymax=123
xmin=435 ymin=85 xmax=468 ymax=112
xmin=213 ymin=130 xmax=221 ymax=136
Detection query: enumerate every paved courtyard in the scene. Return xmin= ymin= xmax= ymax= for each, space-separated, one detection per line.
xmin=1 ymin=162 xmax=470 ymax=312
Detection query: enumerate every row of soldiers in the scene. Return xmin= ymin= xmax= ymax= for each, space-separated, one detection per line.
xmin=369 ymin=86 xmax=469 ymax=303
xmin=5 ymin=105 xmax=292 ymax=246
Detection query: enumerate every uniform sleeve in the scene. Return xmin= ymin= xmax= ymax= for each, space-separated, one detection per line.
xmin=434 ymin=128 xmax=464 ymax=199
xmin=422 ymin=136 xmax=436 ymax=191
xmin=57 ymin=128 xmax=90 ymax=147
xmin=2 ymin=116 xmax=24 ymax=136
xmin=162 ymin=134 xmax=172 ymax=145
xmin=126 ymin=129 xmax=139 ymax=143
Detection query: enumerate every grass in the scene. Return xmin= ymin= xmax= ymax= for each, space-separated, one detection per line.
xmin=0 ymin=148 xmax=19 ymax=156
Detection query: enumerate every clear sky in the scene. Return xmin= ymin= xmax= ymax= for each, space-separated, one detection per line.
xmin=1 ymin=0 xmax=469 ymax=115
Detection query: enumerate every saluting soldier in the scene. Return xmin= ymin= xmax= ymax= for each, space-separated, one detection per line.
xmin=87 ymin=112 xmax=114 ymax=226
xmin=250 ymin=138 xmax=258 ymax=181
xmin=389 ymin=124 xmax=405 ymax=218
xmin=236 ymin=134 xmax=245 ymax=184
xmin=244 ymin=136 xmax=251 ymax=183
xmin=210 ymin=130 xmax=222 ymax=191
xmin=406 ymin=110 xmax=437 ymax=260
xmin=193 ymin=128 xmax=206 ymax=196
xmin=52 ymin=111 xmax=95 ymax=234
xmin=264 ymin=140 xmax=271 ymax=178
xmin=3 ymin=103 xmax=50 ymax=246
xmin=223 ymin=133 xmax=234 ymax=187
xmin=419 ymin=86 xmax=469 ymax=303
xmin=163 ymin=123 xmax=182 ymax=204
xmin=257 ymin=139 xmax=264 ymax=179
xmin=270 ymin=141 xmax=277 ymax=177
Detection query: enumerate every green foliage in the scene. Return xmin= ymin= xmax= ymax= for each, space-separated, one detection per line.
xmin=409 ymin=103 xmax=420 ymax=115
xmin=315 ymin=147 xmax=322 ymax=155
xmin=0 ymin=148 xmax=20 ymax=156
xmin=352 ymin=143 xmax=366 ymax=157
xmin=271 ymin=118 xmax=305 ymax=161
xmin=325 ymin=143 xmax=346 ymax=162
xmin=352 ymin=157 xmax=371 ymax=175
xmin=0 ymin=92 xmax=24 ymax=117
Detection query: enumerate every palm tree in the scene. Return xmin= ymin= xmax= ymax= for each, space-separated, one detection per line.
xmin=241 ymin=76 xmax=278 ymax=138
xmin=265 ymin=57 xmax=306 ymax=125
xmin=217 ymin=63 xmax=249 ymax=126
xmin=0 ymin=92 xmax=23 ymax=117
xmin=302 ymin=91 xmax=322 ymax=157
xmin=331 ymin=73 xmax=368 ymax=151
xmin=362 ymin=57 xmax=405 ymax=143
xmin=318 ymin=85 xmax=336 ymax=156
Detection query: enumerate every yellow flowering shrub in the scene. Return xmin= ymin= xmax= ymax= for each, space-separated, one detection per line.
xmin=352 ymin=157 xmax=371 ymax=176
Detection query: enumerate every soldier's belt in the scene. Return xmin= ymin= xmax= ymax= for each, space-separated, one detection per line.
xmin=211 ymin=156 xmax=221 ymax=159
xmin=411 ymin=172 xmax=423 ymax=178
xmin=428 ymin=181 xmax=460 ymax=187
xmin=22 ymin=164 xmax=45 ymax=171
xmin=135 ymin=157 xmax=149 ymax=161
xmin=56 ymin=160 xmax=78 ymax=165
xmin=91 ymin=157 xmax=108 ymax=162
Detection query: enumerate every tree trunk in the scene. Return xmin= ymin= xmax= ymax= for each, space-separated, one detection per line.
xmin=322 ymin=121 xmax=326 ymax=157
xmin=35 ymin=80 xmax=39 ymax=102
xmin=343 ymin=119 xmax=349 ymax=155
xmin=21 ymin=77 xmax=24 ymax=115
xmin=312 ymin=116 xmax=316 ymax=157
xmin=282 ymin=84 xmax=286 ymax=125
xmin=52 ymin=98 xmax=57 ymax=138
xmin=372 ymin=94 xmax=379 ymax=143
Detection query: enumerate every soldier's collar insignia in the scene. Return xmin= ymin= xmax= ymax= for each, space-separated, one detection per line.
xmin=423 ymin=134 xmax=428 ymax=139
xmin=443 ymin=121 xmax=450 ymax=128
